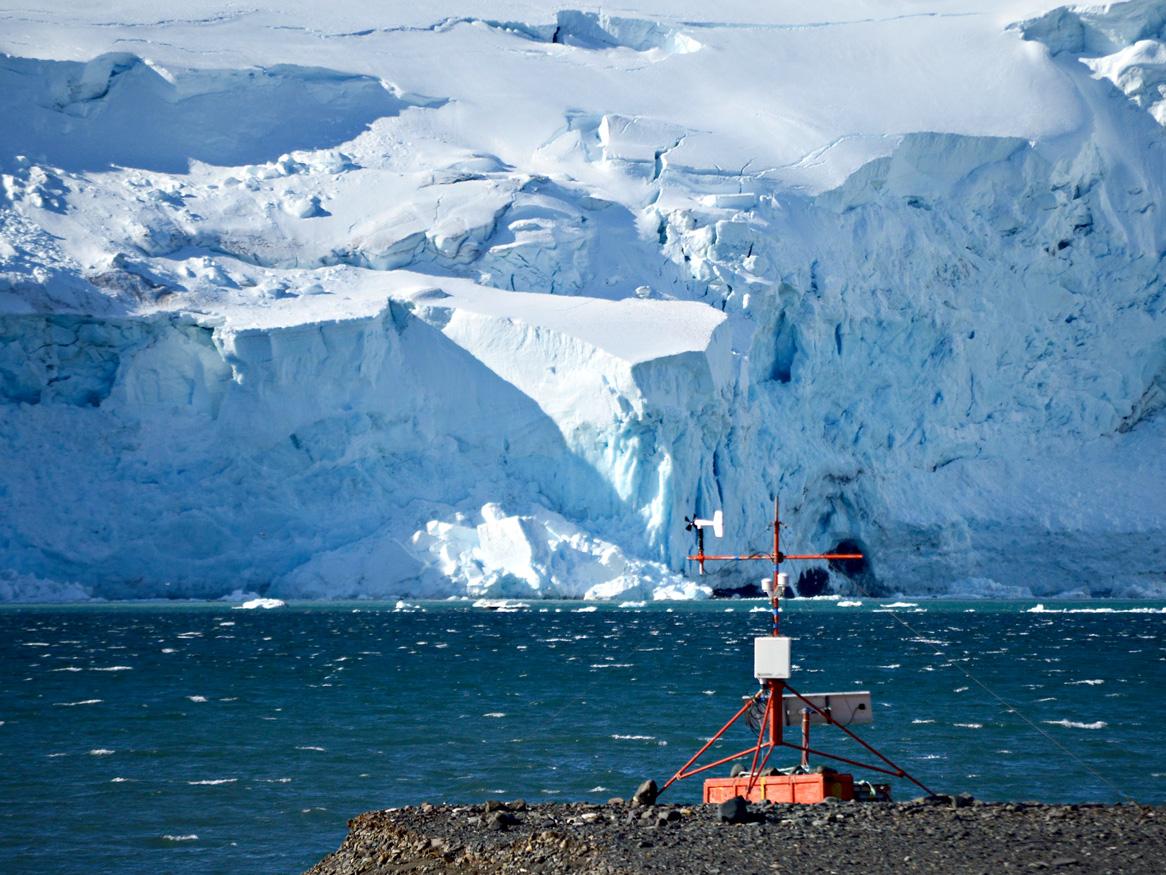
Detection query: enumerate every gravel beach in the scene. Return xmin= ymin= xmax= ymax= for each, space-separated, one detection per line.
xmin=307 ymin=797 xmax=1165 ymax=874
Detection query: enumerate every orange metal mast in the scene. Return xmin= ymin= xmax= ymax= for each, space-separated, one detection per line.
xmin=662 ymin=497 xmax=936 ymax=801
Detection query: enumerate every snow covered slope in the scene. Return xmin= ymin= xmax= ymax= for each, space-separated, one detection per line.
xmin=1 ymin=1 xmax=1163 ymax=600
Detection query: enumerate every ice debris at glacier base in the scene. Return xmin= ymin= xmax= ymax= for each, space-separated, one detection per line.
xmin=0 ymin=1 xmax=1165 ymax=600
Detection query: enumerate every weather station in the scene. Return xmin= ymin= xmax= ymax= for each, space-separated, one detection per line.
xmin=661 ymin=500 xmax=935 ymax=805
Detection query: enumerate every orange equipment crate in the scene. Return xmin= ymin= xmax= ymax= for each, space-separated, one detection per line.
xmin=703 ymin=772 xmax=855 ymax=805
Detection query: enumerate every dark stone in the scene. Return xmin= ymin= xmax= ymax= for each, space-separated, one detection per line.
xmin=632 ymin=779 xmax=658 ymax=807
xmin=509 ymin=799 xmax=527 ymax=811
xmin=718 ymin=796 xmax=749 ymax=824
xmin=1050 ymin=859 xmax=1079 ymax=868
xmin=484 ymin=800 xmax=505 ymax=813
xmin=485 ymin=811 xmax=513 ymax=831
xmin=955 ymin=793 xmax=975 ymax=809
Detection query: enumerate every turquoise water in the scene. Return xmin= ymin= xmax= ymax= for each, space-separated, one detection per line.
xmin=1 ymin=599 xmax=1163 ymax=873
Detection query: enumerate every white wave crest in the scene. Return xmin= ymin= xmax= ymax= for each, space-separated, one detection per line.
xmin=1044 ymin=719 xmax=1107 ymax=730
xmin=1027 ymin=604 xmax=1166 ymax=614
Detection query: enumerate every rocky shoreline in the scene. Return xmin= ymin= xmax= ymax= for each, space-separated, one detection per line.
xmin=307 ymin=796 xmax=1164 ymax=874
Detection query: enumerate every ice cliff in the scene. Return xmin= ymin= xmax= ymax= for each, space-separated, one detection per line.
xmin=0 ymin=1 xmax=1163 ymax=601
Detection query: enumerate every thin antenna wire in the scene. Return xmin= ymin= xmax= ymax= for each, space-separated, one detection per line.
xmin=858 ymin=592 xmax=1134 ymax=801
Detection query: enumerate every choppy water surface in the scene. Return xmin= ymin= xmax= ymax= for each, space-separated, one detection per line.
xmin=1 ymin=599 xmax=1163 ymax=874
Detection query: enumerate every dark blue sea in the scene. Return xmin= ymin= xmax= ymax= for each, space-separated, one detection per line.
xmin=2 ymin=598 xmax=1163 ymax=874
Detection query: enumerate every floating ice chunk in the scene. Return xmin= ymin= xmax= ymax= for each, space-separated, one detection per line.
xmin=472 ymin=599 xmax=529 ymax=611
xmin=234 ymin=598 xmax=286 ymax=610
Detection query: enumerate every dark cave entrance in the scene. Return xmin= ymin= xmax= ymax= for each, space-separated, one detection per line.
xmin=827 ymin=538 xmax=868 ymax=579
xmin=794 ymin=567 xmax=829 ymax=597
xmin=793 ymin=538 xmax=877 ymax=597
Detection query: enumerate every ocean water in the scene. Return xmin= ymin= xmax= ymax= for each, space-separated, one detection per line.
xmin=1 ymin=598 xmax=1163 ymax=874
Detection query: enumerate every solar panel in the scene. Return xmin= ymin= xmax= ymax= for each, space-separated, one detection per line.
xmin=781 ymin=691 xmax=872 ymax=726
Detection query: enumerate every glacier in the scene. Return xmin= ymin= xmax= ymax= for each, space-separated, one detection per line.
xmin=0 ymin=0 xmax=1163 ymax=601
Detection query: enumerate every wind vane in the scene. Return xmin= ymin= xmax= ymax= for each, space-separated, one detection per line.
xmin=662 ymin=498 xmax=935 ymax=804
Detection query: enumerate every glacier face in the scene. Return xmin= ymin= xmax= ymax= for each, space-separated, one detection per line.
xmin=0 ymin=1 xmax=1164 ymax=601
